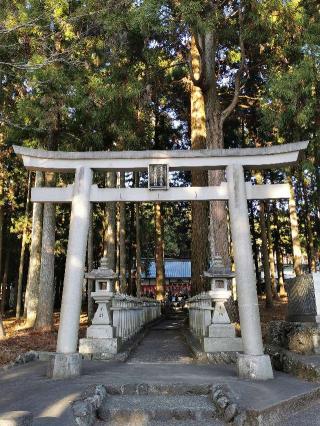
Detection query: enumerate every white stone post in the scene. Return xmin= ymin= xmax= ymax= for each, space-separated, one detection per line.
xmin=226 ymin=164 xmax=273 ymax=380
xmin=48 ymin=167 xmax=92 ymax=379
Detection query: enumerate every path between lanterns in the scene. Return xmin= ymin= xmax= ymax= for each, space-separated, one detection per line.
xmin=127 ymin=311 xmax=194 ymax=365
xmin=1 ymin=312 xmax=320 ymax=424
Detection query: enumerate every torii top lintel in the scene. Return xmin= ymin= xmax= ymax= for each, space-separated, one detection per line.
xmin=13 ymin=141 xmax=308 ymax=172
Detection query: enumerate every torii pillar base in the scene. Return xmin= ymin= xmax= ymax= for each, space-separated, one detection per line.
xmin=237 ymin=354 xmax=273 ymax=381
xmin=47 ymin=353 xmax=81 ymax=379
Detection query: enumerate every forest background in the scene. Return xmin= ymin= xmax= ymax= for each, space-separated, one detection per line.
xmin=0 ymin=0 xmax=319 ymax=335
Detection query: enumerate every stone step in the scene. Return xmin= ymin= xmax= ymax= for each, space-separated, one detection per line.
xmin=97 ymin=394 xmax=218 ymax=424
xmin=104 ymin=383 xmax=211 ymax=396
xmin=96 ymin=419 xmax=224 ymax=426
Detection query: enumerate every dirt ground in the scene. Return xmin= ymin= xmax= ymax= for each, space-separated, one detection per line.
xmin=0 ymin=313 xmax=88 ymax=366
xmin=0 ymin=298 xmax=288 ymax=367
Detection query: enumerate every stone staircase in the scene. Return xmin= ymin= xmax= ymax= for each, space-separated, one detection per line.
xmin=94 ymin=383 xmax=223 ymax=425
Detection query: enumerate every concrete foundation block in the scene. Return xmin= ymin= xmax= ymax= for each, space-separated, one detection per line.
xmin=0 ymin=411 xmax=33 ymax=426
xmin=79 ymin=337 xmax=120 ymax=356
xmin=87 ymin=325 xmax=115 ymax=339
xmin=203 ymin=337 xmax=243 ymax=352
xmin=208 ymin=324 xmax=236 ymax=338
xmin=47 ymin=352 xmax=81 ymax=379
xmin=236 ymin=353 xmax=274 ymax=380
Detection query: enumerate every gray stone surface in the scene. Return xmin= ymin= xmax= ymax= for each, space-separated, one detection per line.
xmin=47 ymin=352 xmax=81 ymax=379
xmin=2 ymin=315 xmax=320 ymax=425
xmin=72 ymin=384 xmax=107 ymax=426
xmin=279 ymin=402 xmax=320 ymax=425
xmin=286 ymin=273 xmax=320 ymax=323
xmin=1 ymin=360 xmax=320 ymax=425
xmin=98 ymin=395 xmax=217 ymax=423
xmin=79 ymin=338 xmax=120 ymax=356
xmin=208 ymin=324 xmax=237 ymax=338
xmin=128 ymin=317 xmax=193 ymax=364
xmin=203 ymin=336 xmax=243 ymax=353
xmin=266 ymin=344 xmax=320 ymax=381
xmin=0 ymin=411 xmax=33 ymax=426
xmin=237 ymin=353 xmax=274 ymax=380
xmin=13 ymin=140 xmax=308 ymax=161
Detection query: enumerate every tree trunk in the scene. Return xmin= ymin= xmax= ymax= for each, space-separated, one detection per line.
xmin=127 ymin=203 xmax=135 ymax=295
xmin=314 ymin=137 xmax=320 ymax=259
xmin=259 ymin=202 xmax=274 ymax=309
xmin=16 ymin=172 xmax=32 ymax=319
xmin=204 ymin=89 xmax=229 ymax=265
xmin=249 ymin=202 xmax=262 ymax=291
xmin=0 ymin=171 xmax=4 ymax=307
xmin=190 ymin=36 xmax=208 ymax=294
xmin=134 ymin=172 xmax=142 ymax=298
xmin=0 ymin=251 xmax=9 ymax=315
xmin=87 ymin=206 xmax=94 ymax=321
xmin=300 ymin=171 xmax=316 ymax=272
xmin=35 ymin=172 xmax=56 ymax=330
xmin=155 ymin=202 xmax=165 ymax=301
xmin=103 ymin=173 xmax=116 ymax=270
xmin=273 ymin=203 xmax=286 ymax=297
xmin=288 ymin=175 xmax=302 ymax=276
xmin=0 ymin=317 xmax=5 ymax=339
xmin=25 ymin=171 xmax=44 ymax=327
xmin=266 ymin=207 xmax=278 ymax=299
xmin=119 ymin=172 xmax=126 ymax=293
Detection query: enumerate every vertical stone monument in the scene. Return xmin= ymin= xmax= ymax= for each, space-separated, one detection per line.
xmin=203 ymin=257 xmax=243 ymax=352
xmin=286 ymin=272 xmax=320 ymax=323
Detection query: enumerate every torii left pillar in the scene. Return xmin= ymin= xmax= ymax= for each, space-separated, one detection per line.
xmin=48 ymin=167 xmax=92 ymax=379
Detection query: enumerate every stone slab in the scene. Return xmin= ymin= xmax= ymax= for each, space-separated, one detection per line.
xmin=2 ymin=359 xmax=320 ymax=424
xmin=208 ymin=324 xmax=236 ymax=338
xmin=86 ymin=325 xmax=115 ymax=339
xmin=79 ymin=337 xmax=120 ymax=355
xmin=203 ymin=337 xmax=243 ymax=353
xmin=98 ymin=394 xmax=217 ymax=423
xmin=47 ymin=352 xmax=81 ymax=379
xmin=0 ymin=411 xmax=33 ymax=426
xmin=237 ymin=353 xmax=274 ymax=380
xmin=286 ymin=273 xmax=320 ymax=323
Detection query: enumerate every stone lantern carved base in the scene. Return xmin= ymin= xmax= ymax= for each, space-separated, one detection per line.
xmin=204 ymin=320 xmax=243 ymax=352
xmin=87 ymin=324 xmax=115 ymax=339
xmin=79 ymin=337 xmax=120 ymax=357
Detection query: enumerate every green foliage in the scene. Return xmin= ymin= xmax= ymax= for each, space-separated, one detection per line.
xmin=1 ymin=0 xmax=320 ymax=297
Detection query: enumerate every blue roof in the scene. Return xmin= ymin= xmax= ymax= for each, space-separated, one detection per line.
xmin=142 ymin=259 xmax=191 ymax=279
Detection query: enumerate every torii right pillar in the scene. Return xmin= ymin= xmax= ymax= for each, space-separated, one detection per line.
xmin=227 ymin=164 xmax=273 ymax=380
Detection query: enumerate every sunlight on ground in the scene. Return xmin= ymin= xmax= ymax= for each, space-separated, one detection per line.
xmin=39 ymin=393 xmax=81 ymax=418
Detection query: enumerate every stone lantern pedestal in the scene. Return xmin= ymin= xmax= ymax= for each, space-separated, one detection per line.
xmin=203 ymin=257 xmax=243 ymax=353
xmin=79 ymin=257 xmax=120 ymax=358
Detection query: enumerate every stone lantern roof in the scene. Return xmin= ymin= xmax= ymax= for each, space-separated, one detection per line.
xmin=85 ymin=257 xmax=118 ymax=280
xmin=204 ymin=256 xmax=235 ymax=279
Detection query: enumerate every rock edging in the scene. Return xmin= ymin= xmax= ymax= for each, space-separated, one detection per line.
xmin=1 ymin=351 xmax=38 ymax=372
xmin=72 ymin=384 xmax=107 ymax=426
xmin=266 ymin=344 xmax=320 ymax=381
xmin=211 ymin=384 xmax=247 ymax=425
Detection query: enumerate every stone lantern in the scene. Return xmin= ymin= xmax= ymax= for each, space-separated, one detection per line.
xmin=203 ymin=256 xmax=242 ymax=352
xmin=85 ymin=257 xmax=118 ymax=339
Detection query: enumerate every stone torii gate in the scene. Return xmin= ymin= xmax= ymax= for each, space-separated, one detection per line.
xmin=14 ymin=141 xmax=308 ymax=380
